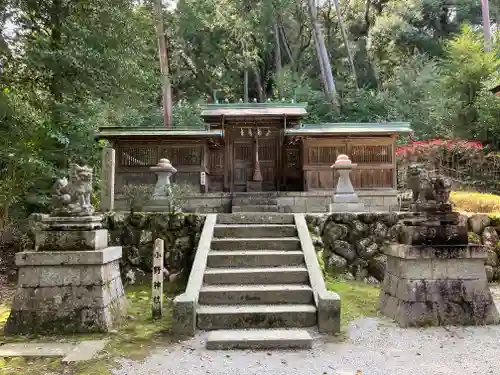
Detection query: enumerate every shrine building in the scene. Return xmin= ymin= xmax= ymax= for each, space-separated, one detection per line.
xmin=97 ymin=102 xmax=411 ymax=212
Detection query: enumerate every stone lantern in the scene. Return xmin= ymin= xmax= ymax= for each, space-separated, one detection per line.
xmin=329 ymin=154 xmax=365 ymax=212
xmin=150 ymin=158 xmax=177 ymax=199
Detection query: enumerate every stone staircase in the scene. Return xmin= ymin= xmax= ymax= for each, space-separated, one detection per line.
xmin=197 ymin=213 xmax=317 ymax=349
xmin=231 ymin=192 xmax=279 ymax=213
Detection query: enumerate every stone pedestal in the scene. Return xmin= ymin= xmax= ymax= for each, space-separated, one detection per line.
xmin=379 ymin=208 xmax=500 ymax=327
xmin=4 ymin=215 xmax=127 ymax=335
xmin=329 ymin=155 xmax=365 ymax=212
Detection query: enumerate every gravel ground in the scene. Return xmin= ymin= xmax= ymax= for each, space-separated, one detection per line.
xmin=112 ymin=287 xmax=500 ymax=375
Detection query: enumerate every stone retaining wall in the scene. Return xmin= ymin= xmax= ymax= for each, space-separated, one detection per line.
xmin=114 ymin=189 xmax=398 ymax=213
xmin=306 ymin=212 xmax=500 ymax=284
xmin=103 ymin=212 xmax=205 ymax=284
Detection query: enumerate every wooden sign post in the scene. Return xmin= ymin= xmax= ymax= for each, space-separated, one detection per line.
xmin=152 ymin=238 xmax=164 ymax=319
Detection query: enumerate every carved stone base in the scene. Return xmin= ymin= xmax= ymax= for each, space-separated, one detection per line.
xmin=379 ymin=244 xmax=499 ymax=327
xmin=4 ymin=247 xmax=127 ymax=335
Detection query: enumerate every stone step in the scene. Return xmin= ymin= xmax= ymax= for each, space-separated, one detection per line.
xmin=232 ymin=197 xmax=279 ymax=206
xmin=206 ymin=250 xmax=304 ymax=268
xmin=203 ymin=266 xmax=309 ymax=285
xmin=213 ymin=224 xmax=297 ymax=238
xmin=232 ymin=205 xmax=279 ymax=213
xmin=199 ymin=284 xmax=314 ymax=305
xmin=206 ymin=328 xmax=313 ymax=350
xmin=197 ymin=304 xmax=317 ymax=330
xmin=233 ymin=192 xmax=279 ymax=198
xmin=217 ymin=213 xmax=294 ymax=225
xmin=211 ymin=237 xmax=301 ymax=251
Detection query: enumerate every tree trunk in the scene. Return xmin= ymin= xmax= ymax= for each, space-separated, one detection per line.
xmin=273 ymin=17 xmax=284 ymax=98
xmin=278 ymin=22 xmax=294 ymax=66
xmin=333 ymin=0 xmax=358 ymax=89
xmin=481 ymin=0 xmax=492 ymax=52
xmin=154 ymin=0 xmax=172 ymax=127
xmin=311 ymin=25 xmax=328 ymax=94
xmin=253 ymin=67 xmax=265 ymax=102
xmin=50 ymin=0 xmax=67 ymax=168
xmin=307 ymin=0 xmax=338 ymax=105
xmin=244 ymin=69 xmax=249 ymax=102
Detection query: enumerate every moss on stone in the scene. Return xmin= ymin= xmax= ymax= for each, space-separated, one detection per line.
xmin=468 ymin=232 xmax=482 ymax=244
xmin=103 ymin=212 xmax=205 ymax=282
xmin=0 ymin=280 xmax=184 ymax=375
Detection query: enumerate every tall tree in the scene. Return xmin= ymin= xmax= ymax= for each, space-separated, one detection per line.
xmin=307 ymin=0 xmax=338 ymax=102
xmin=154 ymin=0 xmax=173 ymax=126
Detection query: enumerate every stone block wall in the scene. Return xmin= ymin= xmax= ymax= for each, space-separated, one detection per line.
xmin=306 ymin=212 xmax=500 ymax=284
xmin=103 ymin=212 xmax=205 ymax=284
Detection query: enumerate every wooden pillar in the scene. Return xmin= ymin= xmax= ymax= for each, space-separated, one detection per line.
xmin=392 ymin=135 xmax=397 ymax=189
xmin=277 ymin=128 xmax=283 ymax=192
xmin=302 ymin=138 xmax=308 ymax=191
xmin=223 ymin=118 xmax=231 ymax=192
xmin=100 ymin=147 xmax=115 ymax=211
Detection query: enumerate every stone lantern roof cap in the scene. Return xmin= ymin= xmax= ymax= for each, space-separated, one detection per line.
xmin=331 ymin=154 xmax=357 ymax=169
xmin=150 ymin=158 xmax=177 ymax=173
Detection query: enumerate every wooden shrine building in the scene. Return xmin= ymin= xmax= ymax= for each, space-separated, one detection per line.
xmin=97 ymin=102 xmax=411 ymax=212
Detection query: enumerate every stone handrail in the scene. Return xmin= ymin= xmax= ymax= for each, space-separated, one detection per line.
xmin=173 ymin=214 xmax=217 ymax=336
xmin=294 ymin=213 xmax=341 ymax=334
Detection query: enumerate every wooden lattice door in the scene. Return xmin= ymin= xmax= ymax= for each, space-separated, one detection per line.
xmin=258 ymin=137 xmax=278 ymax=191
xmin=233 ymin=139 xmax=253 ymax=192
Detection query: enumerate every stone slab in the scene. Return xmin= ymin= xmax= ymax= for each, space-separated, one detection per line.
xmin=385 ymin=244 xmax=486 ymax=260
xmin=211 ymin=237 xmax=301 ymax=251
xmin=35 ymin=229 xmax=108 ymax=251
xmin=206 ymin=329 xmax=313 ymax=350
xmin=383 ymin=276 xmax=492 ymax=303
xmin=0 ymin=342 xmax=75 ymax=357
xmin=198 ymin=284 xmax=314 ymax=305
xmin=62 ymin=340 xmax=109 ymax=363
xmin=329 ymin=203 xmax=365 ymax=212
xmin=39 ymin=215 xmax=104 ymax=231
xmin=386 ymin=257 xmax=487 ymax=280
xmin=232 ymin=205 xmax=279 ymax=213
xmin=217 ymin=213 xmax=294 ymax=224
xmin=203 ymin=266 xmax=309 ymax=285
xmin=4 ymin=296 xmax=127 ymax=335
xmin=213 ymin=224 xmax=297 ymax=238
xmin=16 ymin=259 xmax=121 ymax=287
xmin=16 ymin=247 xmax=122 ymax=266
xmin=332 ymin=193 xmax=362 ymax=203
xmin=196 ymin=304 xmax=317 ymax=330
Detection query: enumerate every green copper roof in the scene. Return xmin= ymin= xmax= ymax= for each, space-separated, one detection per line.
xmin=201 ymin=102 xmax=308 ymax=117
xmin=97 ymin=127 xmax=222 ymax=138
xmin=285 ymin=122 xmax=412 ymax=135
xmin=201 ymin=102 xmax=308 ymax=109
